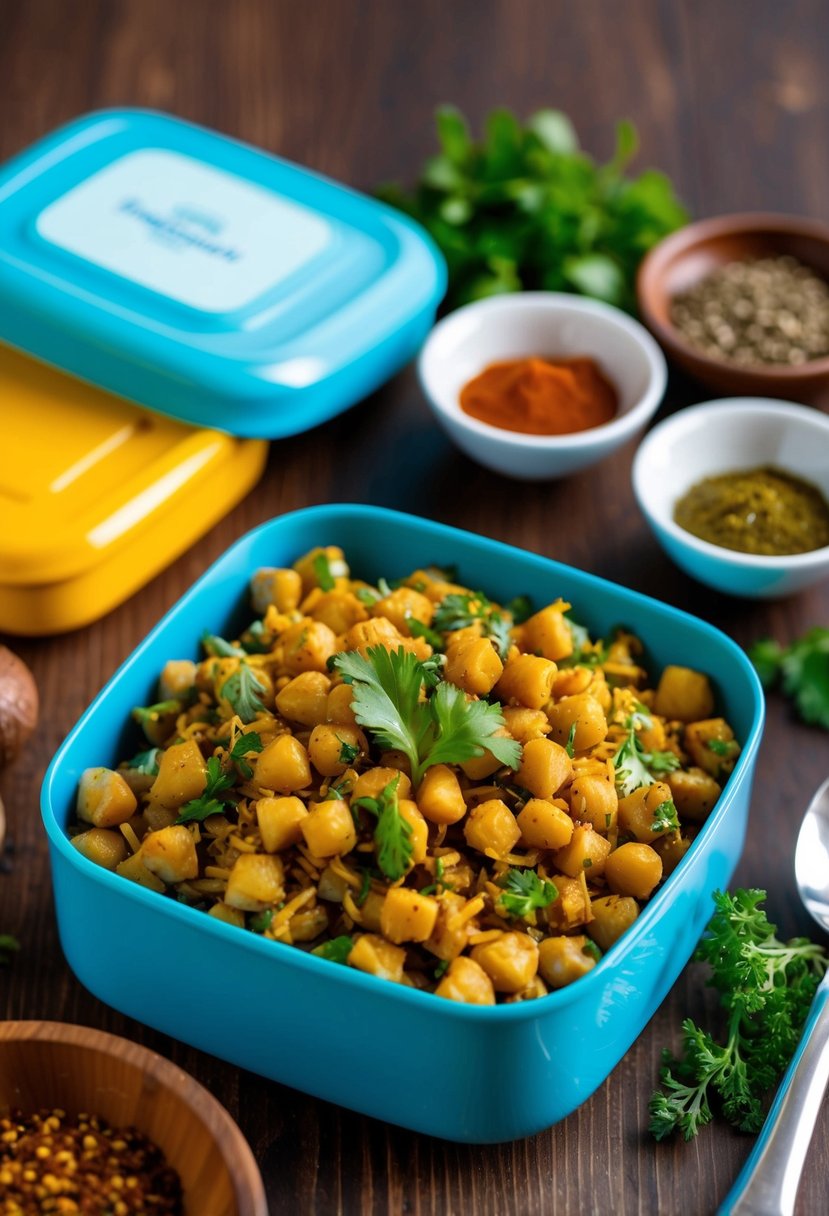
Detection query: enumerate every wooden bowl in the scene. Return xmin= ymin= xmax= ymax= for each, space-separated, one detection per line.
xmin=636 ymin=213 xmax=829 ymax=404
xmin=0 ymin=1022 xmax=268 ymax=1216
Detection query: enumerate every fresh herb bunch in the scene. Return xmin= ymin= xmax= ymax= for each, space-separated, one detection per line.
xmin=749 ymin=628 xmax=829 ymax=731
xmin=649 ymin=889 xmax=828 ymax=1141
xmin=332 ymin=645 xmax=521 ymax=786
xmin=379 ymin=106 xmax=688 ymax=312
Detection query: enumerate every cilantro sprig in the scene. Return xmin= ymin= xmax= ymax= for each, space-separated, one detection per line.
xmin=228 ymin=731 xmax=264 ymax=779
xmin=379 ymin=105 xmax=687 ymax=313
xmin=649 ymin=889 xmax=828 ymax=1141
xmin=749 ymin=628 xmax=829 ymax=731
xmin=612 ymin=709 xmax=680 ymax=797
xmin=353 ymin=775 xmax=413 ymax=881
xmin=221 ymin=662 xmax=267 ymax=724
xmin=497 ymin=868 xmax=558 ymax=919
xmin=332 ymin=646 xmax=521 ymax=786
xmin=176 ymin=755 xmax=235 ymax=824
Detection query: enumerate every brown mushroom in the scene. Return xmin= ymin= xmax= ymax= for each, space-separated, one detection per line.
xmin=0 ymin=645 xmax=38 ymax=768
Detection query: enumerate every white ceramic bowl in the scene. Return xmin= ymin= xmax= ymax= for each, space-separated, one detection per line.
xmin=417 ymin=292 xmax=667 ymax=480
xmin=632 ymin=398 xmax=829 ymax=598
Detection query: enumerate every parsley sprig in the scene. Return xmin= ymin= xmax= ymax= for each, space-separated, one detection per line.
xmin=649 ymin=889 xmax=828 ymax=1141
xmin=749 ymin=628 xmax=829 ymax=731
xmin=497 ymin=868 xmax=558 ymax=919
xmin=332 ymin=646 xmax=521 ymax=786
xmin=353 ymin=775 xmax=413 ymax=881
xmin=612 ymin=709 xmax=680 ymax=797
xmin=176 ymin=755 xmax=235 ymax=824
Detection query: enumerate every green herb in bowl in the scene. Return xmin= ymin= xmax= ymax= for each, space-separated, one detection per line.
xmin=379 ymin=106 xmax=688 ymax=312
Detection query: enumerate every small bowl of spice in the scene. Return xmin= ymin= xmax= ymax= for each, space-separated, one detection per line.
xmin=632 ymin=397 xmax=829 ymax=598
xmin=637 ymin=213 xmax=829 ymax=402
xmin=418 ymin=292 xmax=667 ymax=479
xmin=0 ymin=1021 xmax=267 ymax=1215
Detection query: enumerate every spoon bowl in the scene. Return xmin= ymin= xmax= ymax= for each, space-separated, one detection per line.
xmin=795 ymin=776 xmax=829 ymax=934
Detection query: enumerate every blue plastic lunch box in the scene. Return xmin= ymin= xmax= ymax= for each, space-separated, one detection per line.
xmin=0 ymin=110 xmax=446 ymax=437
xmin=41 ymin=506 xmax=765 ymax=1143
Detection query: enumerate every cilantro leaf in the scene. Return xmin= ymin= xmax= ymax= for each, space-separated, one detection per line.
xmin=408 ymin=618 xmax=444 ymax=649
xmin=433 ymin=591 xmax=513 ymax=658
xmin=229 ymin=731 xmax=264 ymax=778
xmin=650 ymin=799 xmax=680 ymax=833
xmin=650 ymin=889 xmax=829 ymax=1141
xmin=353 ymin=775 xmax=413 ymax=881
xmin=176 ymin=755 xmax=235 ymax=823
xmin=749 ymin=629 xmax=829 ymax=730
xmin=612 ymin=712 xmax=678 ymax=796
xmin=202 ymin=631 xmax=246 ymax=658
xmin=337 ymin=735 xmax=360 ymax=765
xmin=124 ymin=747 xmax=161 ymax=776
xmin=312 ymin=935 xmax=355 ymax=964
xmin=221 ymin=662 xmax=267 ymax=724
xmin=313 ymin=553 xmax=336 ymax=592
xmin=498 ymin=868 xmax=558 ymax=919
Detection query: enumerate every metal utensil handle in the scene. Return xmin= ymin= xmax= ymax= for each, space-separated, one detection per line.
xmin=718 ymin=978 xmax=829 ymax=1216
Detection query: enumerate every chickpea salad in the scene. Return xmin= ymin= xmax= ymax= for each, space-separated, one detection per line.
xmin=69 ymin=546 xmax=741 ymax=1005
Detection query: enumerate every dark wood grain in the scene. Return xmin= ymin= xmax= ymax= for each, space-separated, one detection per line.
xmin=1 ymin=2 xmax=828 ymax=1213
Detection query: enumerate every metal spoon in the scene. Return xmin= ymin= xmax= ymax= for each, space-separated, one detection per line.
xmin=719 ymin=775 xmax=829 ymax=1216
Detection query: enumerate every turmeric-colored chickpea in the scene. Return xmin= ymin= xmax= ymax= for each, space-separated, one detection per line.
xmin=307 ymin=590 xmax=368 ymax=635
xmin=501 ymin=706 xmax=551 ymax=743
xmin=538 ymin=935 xmax=598 ymax=989
xmin=666 ymin=768 xmax=721 ymax=822
xmin=617 ymin=781 xmax=676 ymax=843
xmin=371 ymin=587 xmax=434 ymax=635
xmin=522 ymin=601 xmax=574 ymax=662
xmin=463 ymin=799 xmax=521 ymax=857
xmin=444 ymin=635 xmax=503 ymax=696
xmin=398 ymin=799 xmax=428 ymax=865
xmin=654 ymin=666 xmax=715 ymax=723
xmin=280 ymin=619 xmax=338 ymax=675
xmin=546 ymin=694 xmax=607 ymax=751
xmin=516 ymin=737 xmax=572 ymax=799
xmin=326 ymin=682 xmax=358 ymax=727
xmin=588 ymin=894 xmax=639 ymax=952
xmin=551 ymin=824 xmax=611 ymax=879
xmin=275 ymin=671 xmax=331 ymax=727
xmin=471 ymin=932 xmax=539 ymax=993
xmin=568 ymin=773 xmax=618 ymax=833
xmin=496 ymin=654 xmax=558 ymax=710
xmin=308 ymin=723 xmax=366 ymax=777
xmin=604 ymin=842 xmax=663 ymax=900
xmin=416 ymin=764 xmax=467 ymax=825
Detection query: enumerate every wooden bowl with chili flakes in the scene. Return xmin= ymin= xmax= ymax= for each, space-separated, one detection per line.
xmin=637 ymin=213 xmax=829 ymax=405
xmin=0 ymin=1021 xmax=267 ymax=1216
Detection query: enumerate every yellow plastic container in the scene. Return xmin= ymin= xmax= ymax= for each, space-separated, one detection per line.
xmin=0 ymin=346 xmax=267 ymax=636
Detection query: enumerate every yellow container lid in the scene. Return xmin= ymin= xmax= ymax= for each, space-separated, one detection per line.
xmin=0 ymin=345 xmax=267 ymax=635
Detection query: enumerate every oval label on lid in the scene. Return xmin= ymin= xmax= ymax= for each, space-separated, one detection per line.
xmin=35 ymin=148 xmax=332 ymax=314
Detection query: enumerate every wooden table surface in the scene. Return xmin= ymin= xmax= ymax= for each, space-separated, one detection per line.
xmin=2 ymin=2 xmax=828 ymax=1212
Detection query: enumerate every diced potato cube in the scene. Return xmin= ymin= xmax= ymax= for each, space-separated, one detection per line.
xmin=551 ymin=824 xmax=611 ymax=878
xmin=416 ymin=764 xmax=467 ymax=825
xmin=380 ymin=888 xmax=439 ymax=943
xmin=348 ymin=933 xmax=405 ymax=982
xmin=209 ymin=903 xmax=245 ymax=928
xmin=352 ymin=767 xmax=412 ymax=802
xmin=444 ymin=635 xmax=503 ymax=696
xmin=115 ymin=851 xmax=165 ymax=893
xmin=300 ymin=799 xmax=357 ymax=858
xmin=251 ymin=567 xmax=302 ymax=614
xmin=371 ymin=587 xmax=434 ymax=636
xmin=522 ymin=601 xmax=574 ymax=662
xmin=588 ymin=894 xmax=639 ymax=952
xmin=496 ymin=654 xmax=557 ymax=710
xmin=684 ymin=718 xmax=739 ymax=778
xmin=255 ymin=735 xmax=312 ymax=793
xmin=666 ymin=768 xmax=722 ymax=822
xmin=256 ymin=796 xmax=308 ymax=852
xmin=654 ymin=666 xmax=715 ymax=723
xmin=516 ymin=737 xmax=572 ymax=799
xmin=307 ymin=590 xmax=368 ymax=634
xmin=604 ymin=842 xmax=663 ymax=900
xmin=617 ymin=782 xmax=676 ymax=842
xmin=463 ymin=799 xmax=521 ymax=858
xmin=434 ymin=956 xmax=495 ymax=1005
xmin=158 ymin=659 xmax=197 ymax=701
xmin=77 ymin=768 xmax=138 ymax=828
xmin=424 ymin=893 xmax=476 ymax=961
xmin=293 ymin=546 xmax=349 ymax=596
xmin=471 ymin=932 xmax=539 ymax=993
xmin=225 ymin=853 xmax=285 ymax=911
xmin=568 ymin=774 xmax=618 ymax=833
xmin=538 ymin=935 xmax=597 ymax=989
xmin=71 ymin=827 xmax=127 ymax=871
xmin=545 ymin=875 xmax=592 ymax=931
xmin=140 ymin=825 xmax=199 ymax=885
xmin=280 ymin=620 xmax=338 ymax=675
xmin=501 ymin=707 xmax=551 ymax=743
xmin=275 ymin=671 xmax=331 ymax=727
xmin=149 ymin=740 xmax=207 ymax=809
xmin=516 ymin=798 xmax=574 ymax=850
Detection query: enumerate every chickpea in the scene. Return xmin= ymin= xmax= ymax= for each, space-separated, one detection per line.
xmin=471 ymin=932 xmax=539 ymax=993
xmin=546 ymin=694 xmax=607 ymax=752
xmin=604 ymin=842 xmax=663 ymax=900
xmin=435 ymin=956 xmax=495 ymax=1005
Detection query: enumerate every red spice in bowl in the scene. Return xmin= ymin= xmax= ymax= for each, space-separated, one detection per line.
xmin=459 ymin=355 xmax=618 ymax=435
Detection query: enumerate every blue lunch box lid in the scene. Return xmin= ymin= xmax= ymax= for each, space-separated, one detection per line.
xmin=0 ymin=109 xmax=446 ymax=438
